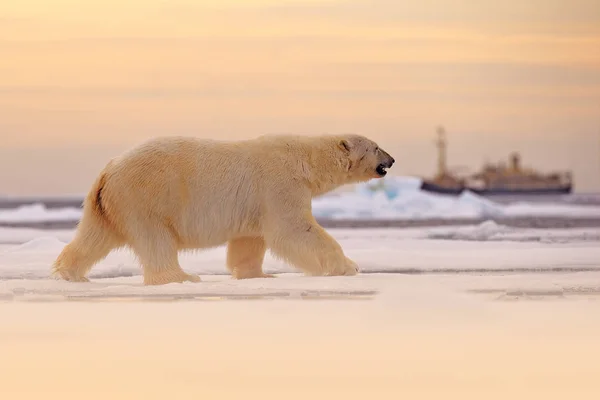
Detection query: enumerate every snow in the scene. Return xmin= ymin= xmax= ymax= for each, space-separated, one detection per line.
xmin=2 ymin=176 xmax=600 ymax=224
xmin=0 ymin=203 xmax=82 ymax=223
xmin=425 ymin=220 xmax=600 ymax=242
xmin=2 ymin=223 xmax=600 ymax=398
xmin=1 ymin=194 xmax=599 ymax=312
xmin=1 ymin=223 xmax=599 ymax=301
xmin=3 ymin=277 xmax=600 ymax=399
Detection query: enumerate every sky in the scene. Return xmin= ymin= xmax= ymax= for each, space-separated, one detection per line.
xmin=1 ymin=0 xmax=599 ymax=195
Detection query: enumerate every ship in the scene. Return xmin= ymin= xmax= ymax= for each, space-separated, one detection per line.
xmin=420 ymin=127 xmax=574 ymax=196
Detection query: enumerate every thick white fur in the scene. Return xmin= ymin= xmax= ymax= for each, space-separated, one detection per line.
xmin=52 ymin=134 xmax=394 ymax=285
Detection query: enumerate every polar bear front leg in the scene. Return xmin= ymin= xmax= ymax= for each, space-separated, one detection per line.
xmin=227 ymin=236 xmax=275 ymax=279
xmin=263 ymin=186 xmax=358 ymax=277
xmin=266 ymin=220 xmax=359 ymax=277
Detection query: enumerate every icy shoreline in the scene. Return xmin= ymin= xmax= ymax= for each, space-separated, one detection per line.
xmin=2 ymin=177 xmax=600 ymax=229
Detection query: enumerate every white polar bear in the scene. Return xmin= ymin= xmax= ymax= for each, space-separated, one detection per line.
xmin=52 ymin=134 xmax=395 ymax=285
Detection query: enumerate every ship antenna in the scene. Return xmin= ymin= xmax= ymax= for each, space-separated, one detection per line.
xmin=435 ymin=126 xmax=447 ymax=178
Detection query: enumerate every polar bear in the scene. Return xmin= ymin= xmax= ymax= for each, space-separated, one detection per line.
xmin=52 ymin=134 xmax=395 ymax=285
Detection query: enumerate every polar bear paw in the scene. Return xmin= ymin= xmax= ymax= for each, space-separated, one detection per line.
xmin=144 ymin=270 xmax=201 ymax=286
xmin=52 ymin=268 xmax=91 ymax=283
xmin=322 ymin=257 xmax=359 ymax=276
xmin=231 ymin=269 xmax=276 ymax=279
xmin=343 ymin=257 xmax=360 ymax=275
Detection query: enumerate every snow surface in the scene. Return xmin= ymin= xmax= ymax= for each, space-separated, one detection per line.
xmin=3 ymin=272 xmax=600 ymax=399
xmin=0 ymin=203 xmax=82 ymax=223
xmin=1 ymin=222 xmax=599 ymax=301
xmin=2 ymin=220 xmax=600 ymax=398
xmin=2 ymin=176 xmax=600 ymax=223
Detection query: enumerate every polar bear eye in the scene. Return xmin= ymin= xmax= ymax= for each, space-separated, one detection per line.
xmin=374 ymin=147 xmax=379 ymax=153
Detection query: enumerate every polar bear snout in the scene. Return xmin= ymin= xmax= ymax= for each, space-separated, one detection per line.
xmin=376 ymin=163 xmax=389 ymax=177
xmin=375 ymin=150 xmax=395 ymax=177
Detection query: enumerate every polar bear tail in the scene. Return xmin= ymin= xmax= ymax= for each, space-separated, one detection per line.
xmin=89 ymin=172 xmax=108 ymax=220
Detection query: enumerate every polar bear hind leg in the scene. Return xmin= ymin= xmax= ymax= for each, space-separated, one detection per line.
xmin=226 ymin=236 xmax=275 ymax=279
xmin=130 ymin=225 xmax=200 ymax=285
xmin=52 ymin=205 xmax=124 ymax=282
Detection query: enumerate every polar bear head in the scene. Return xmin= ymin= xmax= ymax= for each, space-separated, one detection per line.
xmin=338 ymin=135 xmax=395 ymax=181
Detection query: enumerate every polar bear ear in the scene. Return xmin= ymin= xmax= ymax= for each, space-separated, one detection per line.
xmin=338 ymin=139 xmax=352 ymax=153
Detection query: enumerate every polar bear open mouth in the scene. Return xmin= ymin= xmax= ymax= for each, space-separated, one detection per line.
xmin=376 ymin=164 xmax=388 ymax=176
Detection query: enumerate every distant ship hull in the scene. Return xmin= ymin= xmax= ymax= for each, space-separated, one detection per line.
xmin=469 ymin=185 xmax=573 ymax=196
xmin=420 ymin=181 xmax=573 ymax=196
xmin=419 ymin=181 xmax=465 ymax=195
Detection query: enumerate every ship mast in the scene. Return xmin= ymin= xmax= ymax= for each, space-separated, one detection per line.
xmin=435 ymin=126 xmax=447 ymax=178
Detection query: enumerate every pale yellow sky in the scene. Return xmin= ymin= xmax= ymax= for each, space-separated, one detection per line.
xmin=1 ymin=0 xmax=599 ymax=195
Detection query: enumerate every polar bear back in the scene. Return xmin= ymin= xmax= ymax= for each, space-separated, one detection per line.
xmin=101 ymin=137 xmax=267 ymax=247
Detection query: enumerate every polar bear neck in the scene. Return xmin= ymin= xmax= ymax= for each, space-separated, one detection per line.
xmin=254 ymin=134 xmax=356 ymax=197
xmin=300 ymin=136 xmax=353 ymax=197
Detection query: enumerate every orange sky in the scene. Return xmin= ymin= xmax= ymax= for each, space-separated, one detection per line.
xmin=1 ymin=0 xmax=599 ymax=195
